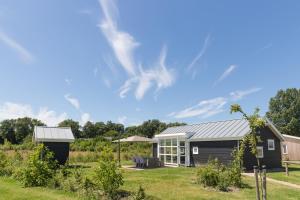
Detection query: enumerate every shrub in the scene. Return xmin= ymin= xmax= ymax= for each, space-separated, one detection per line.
xmin=132 ymin=185 xmax=147 ymax=200
xmin=0 ymin=151 xmax=12 ymax=176
xmin=228 ymin=149 xmax=243 ymax=187
xmin=94 ymin=146 xmax=124 ymax=199
xmin=21 ymin=144 xmax=58 ymax=187
xmin=196 ymin=159 xmax=231 ymax=191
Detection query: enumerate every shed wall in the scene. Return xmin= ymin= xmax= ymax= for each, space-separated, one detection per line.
xmin=243 ymin=126 xmax=282 ymax=170
xmin=282 ymin=139 xmax=300 ymax=161
xmin=43 ymin=142 xmax=70 ymax=165
xmin=189 ymin=140 xmax=237 ymax=166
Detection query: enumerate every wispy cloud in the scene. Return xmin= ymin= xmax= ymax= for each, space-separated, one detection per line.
xmin=230 ymin=87 xmax=262 ymax=101
xmin=64 ymin=94 xmax=80 ymax=110
xmin=169 ymin=97 xmax=227 ymax=119
xmin=81 ymin=113 xmax=91 ymax=124
xmin=255 ymin=43 xmax=272 ymax=54
xmin=65 ymin=78 xmax=72 ymax=85
xmin=0 ymin=102 xmax=67 ymax=126
xmin=187 ymin=34 xmax=211 ymax=72
xmin=117 ymin=115 xmax=127 ymax=125
xmin=98 ymin=0 xmax=175 ymax=100
xmin=99 ymin=0 xmax=138 ymax=76
xmin=214 ymin=65 xmax=237 ymax=86
xmin=169 ymin=87 xmax=263 ymax=119
xmin=0 ymin=31 xmax=34 ymax=63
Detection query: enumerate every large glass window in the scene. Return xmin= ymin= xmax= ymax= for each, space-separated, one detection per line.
xmin=159 ymin=138 xmax=178 ymax=165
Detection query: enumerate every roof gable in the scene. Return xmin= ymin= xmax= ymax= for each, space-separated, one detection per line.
xmin=156 ymin=118 xmax=284 ymax=141
xmin=34 ymin=126 xmax=75 ymax=143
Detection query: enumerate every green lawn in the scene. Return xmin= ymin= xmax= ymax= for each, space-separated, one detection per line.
xmin=0 ymin=177 xmax=78 ymax=200
xmin=267 ymin=164 xmax=300 ymax=185
xmin=1 ymin=165 xmax=300 ymax=200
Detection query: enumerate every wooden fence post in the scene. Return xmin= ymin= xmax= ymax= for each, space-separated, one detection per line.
xmin=254 ymin=166 xmax=261 ymax=200
xmin=285 ymin=162 xmax=289 ymax=176
xmin=262 ymin=165 xmax=267 ymax=200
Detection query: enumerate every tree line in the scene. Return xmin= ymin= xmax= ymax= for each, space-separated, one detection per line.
xmin=0 ymin=88 xmax=299 ymax=144
xmin=0 ymin=118 xmax=186 ymax=144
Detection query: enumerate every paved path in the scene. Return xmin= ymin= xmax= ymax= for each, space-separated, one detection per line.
xmin=242 ymin=173 xmax=300 ymax=189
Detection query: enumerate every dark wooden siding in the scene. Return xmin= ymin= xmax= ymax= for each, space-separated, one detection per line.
xmin=152 ymin=143 xmax=157 ymax=158
xmin=243 ymin=126 xmax=282 ymax=170
xmin=43 ymin=142 xmax=70 ymax=165
xmin=190 ymin=140 xmax=237 ymax=166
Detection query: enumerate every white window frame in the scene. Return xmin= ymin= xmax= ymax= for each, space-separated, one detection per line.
xmin=192 ymin=146 xmax=198 ymax=154
xmin=256 ymin=146 xmax=264 ymax=158
xmin=267 ymin=139 xmax=275 ymax=150
xmin=282 ymin=144 xmax=288 ymax=154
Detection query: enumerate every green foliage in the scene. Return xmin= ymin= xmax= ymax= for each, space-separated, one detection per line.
xmin=230 ymin=104 xmax=265 ymax=166
xmin=94 ymin=146 xmax=124 ymax=199
xmin=0 ymin=117 xmax=44 ymax=144
xmin=21 ymin=144 xmax=57 ymax=187
xmin=58 ymin=119 xmax=81 ymax=138
xmin=266 ymin=88 xmax=300 ymax=137
xmin=132 ymin=185 xmax=147 ymax=200
xmin=196 ymin=159 xmax=222 ymax=188
xmin=229 ymin=149 xmax=242 ymax=187
xmin=196 ymin=158 xmax=242 ymax=191
xmin=0 ymin=151 xmax=12 ymax=176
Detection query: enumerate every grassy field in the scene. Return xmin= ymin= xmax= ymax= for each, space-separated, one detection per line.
xmin=1 ymin=162 xmax=300 ymax=200
xmin=0 ymin=177 xmax=78 ymax=200
xmin=267 ymin=164 xmax=300 ymax=185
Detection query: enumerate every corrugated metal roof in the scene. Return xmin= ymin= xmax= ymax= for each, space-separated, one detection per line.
xmin=34 ymin=126 xmax=75 ymax=142
xmin=158 ymin=119 xmax=250 ymax=141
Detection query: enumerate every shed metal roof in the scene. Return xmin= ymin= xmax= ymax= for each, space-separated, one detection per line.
xmin=34 ymin=126 xmax=75 ymax=143
xmin=157 ymin=119 xmax=251 ymax=141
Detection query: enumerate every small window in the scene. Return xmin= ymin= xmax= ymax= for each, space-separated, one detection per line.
xmin=193 ymin=147 xmax=198 ymax=154
xmin=256 ymin=146 xmax=264 ymax=158
xmin=282 ymin=144 xmax=288 ymax=154
xmin=268 ymin=139 xmax=275 ymax=150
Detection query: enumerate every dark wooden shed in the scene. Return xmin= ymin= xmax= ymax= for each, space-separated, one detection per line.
xmin=33 ymin=126 xmax=75 ymax=165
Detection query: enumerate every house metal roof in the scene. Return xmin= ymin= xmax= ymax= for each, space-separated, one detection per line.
xmin=157 ymin=119 xmax=251 ymax=141
xmin=34 ymin=126 xmax=75 ymax=143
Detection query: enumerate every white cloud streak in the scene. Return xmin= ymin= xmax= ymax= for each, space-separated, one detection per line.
xmin=214 ymin=65 xmax=237 ymax=86
xmin=187 ymin=34 xmax=211 ymax=71
xmin=230 ymin=87 xmax=262 ymax=101
xmin=169 ymin=87 xmax=262 ymax=119
xmin=169 ymin=97 xmax=227 ymax=119
xmin=64 ymin=94 xmax=80 ymax=110
xmin=0 ymin=31 xmax=34 ymax=63
xmin=81 ymin=113 xmax=91 ymax=125
xmin=99 ymin=0 xmax=138 ymax=76
xmin=65 ymin=78 xmax=72 ymax=85
xmin=98 ymin=0 xmax=175 ymax=100
xmin=0 ymin=102 xmax=67 ymax=126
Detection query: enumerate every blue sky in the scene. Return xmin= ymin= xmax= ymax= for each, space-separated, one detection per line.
xmin=0 ymin=0 xmax=299 ymax=126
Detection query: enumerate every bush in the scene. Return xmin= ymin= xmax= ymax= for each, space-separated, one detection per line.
xmin=196 ymin=159 xmax=230 ymax=191
xmin=94 ymin=146 xmax=124 ymax=199
xmin=132 ymin=185 xmax=147 ymax=200
xmin=0 ymin=151 xmax=13 ymax=176
xmin=21 ymin=144 xmax=58 ymax=187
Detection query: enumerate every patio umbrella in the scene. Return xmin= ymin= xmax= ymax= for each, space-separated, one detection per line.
xmin=113 ymin=135 xmax=153 ymax=143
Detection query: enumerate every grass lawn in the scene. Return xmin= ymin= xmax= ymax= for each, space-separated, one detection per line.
xmin=0 ymin=177 xmax=78 ymax=200
xmin=267 ymin=164 xmax=300 ymax=185
xmin=121 ymin=167 xmax=300 ymax=200
xmin=1 ymin=164 xmax=300 ymax=200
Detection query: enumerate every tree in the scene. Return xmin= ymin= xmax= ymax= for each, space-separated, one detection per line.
xmin=83 ymin=121 xmax=97 ymax=138
xmin=58 ymin=119 xmax=81 ymax=138
xmin=266 ymin=88 xmax=300 ymax=136
xmin=94 ymin=122 xmax=107 ymax=137
xmin=230 ymin=104 xmax=265 ymax=167
xmin=0 ymin=119 xmax=16 ymax=143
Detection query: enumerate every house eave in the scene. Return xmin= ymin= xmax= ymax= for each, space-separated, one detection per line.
xmin=188 ymin=136 xmax=243 ymax=142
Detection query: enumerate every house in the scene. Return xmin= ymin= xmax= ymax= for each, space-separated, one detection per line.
xmin=33 ymin=126 xmax=75 ymax=165
xmin=282 ymin=134 xmax=300 ymax=161
xmin=153 ymin=118 xmax=284 ymax=170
